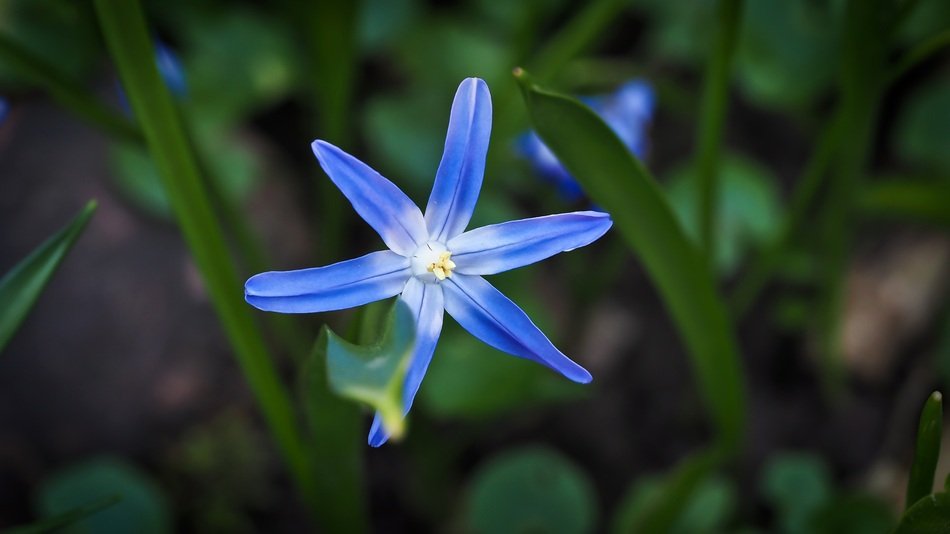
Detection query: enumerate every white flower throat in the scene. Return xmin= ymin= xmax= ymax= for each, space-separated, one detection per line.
xmin=411 ymin=242 xmax=456 ymax=282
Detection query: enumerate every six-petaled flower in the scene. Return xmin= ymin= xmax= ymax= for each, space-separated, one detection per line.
xmin=245 ymin=78 xmax=612 ymax=446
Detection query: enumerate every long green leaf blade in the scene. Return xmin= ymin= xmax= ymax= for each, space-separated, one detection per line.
xmin=515 ymin=69 xmax=746 ymax=455
xmin=0 ymin=201 xmax=96 ymax=353
xmin=907 ymin=392 xmax=944 ymax=510
xmin=695 ymin=0 xmax=744 ymax=258
xmin=92 ymin=0 xmax=319 ymax=515
xmin=896 ymin=492 xmax=950 ymax=533
xmin=301 ymin=330 xmax=368 ymax=533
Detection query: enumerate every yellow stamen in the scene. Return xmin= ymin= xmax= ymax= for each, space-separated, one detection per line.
xmin=427 ymin=251 xmax=455 ymax=281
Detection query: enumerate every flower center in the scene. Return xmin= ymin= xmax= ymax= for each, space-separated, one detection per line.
xmin=411 ymin=242 xmax=456 ymax=283
xmin=427 ymin=251 xmax=456 ymax=280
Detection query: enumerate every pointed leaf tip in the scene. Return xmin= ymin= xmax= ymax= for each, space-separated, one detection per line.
xmin=512 ymin=67 xmax=536 ymax=94
xmin=905 ymin=391 xmax=944 ymax=510
xmin=0 ymin=201 xmax=97 ymax=353
xmin=324 ymin=300 xmax=416 ymax=440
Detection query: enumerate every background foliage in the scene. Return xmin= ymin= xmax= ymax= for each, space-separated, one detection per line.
xmin=0 ymin=0 xmax=948 ymax=531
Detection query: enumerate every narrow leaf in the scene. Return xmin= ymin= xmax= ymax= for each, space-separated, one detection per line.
xmin=515 ymin=69 xmax=746 ymax=455
xmin=0 ymin=201 xmax=96 ymax=353
xmin=325 ymin=300 xmax=415 ymax=439
xmin=859 ymin=179 xmax=950 ymax=227
xmin=6 ymin=495 xmax=119 ymax=534
xmin=300 ymin=330 xmax=368 ymax=533
xmin=93 ymin=0 xmax=319 ymax=515
xmin=895 ymin=492 xmax=950 ymax=533
xmin=907 ymin=392 xmax=944 ymax=510
xmin=695 ymin=0 xmax=744 ymax=257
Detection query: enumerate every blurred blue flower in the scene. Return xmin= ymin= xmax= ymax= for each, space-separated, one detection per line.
xmin=118 ymin=41 xmax=186 ymax=110
xmin=245 ymin=78 xmax=611 ymax=446
xmin=0 ymin=97 xmax=8 ymax=124
xmin=519 ymin=79 xmax=655 ymax=200
xmin=153 ymin=41 xmax=187 ymax=97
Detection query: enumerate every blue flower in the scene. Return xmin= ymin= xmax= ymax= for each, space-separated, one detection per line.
xmin=153 ymin=41 xmax=187 ymax=97
xmin=0 ymin=97 xmax=8 ymax=124
xmin=519 ymin=79 xmax=655 ymax=200
xmin=245 ymin=78 xmax=612 ymax=446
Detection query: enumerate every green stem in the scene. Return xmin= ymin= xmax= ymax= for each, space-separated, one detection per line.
xmin=289 ymin=0 xmax=359 ymax=264
xmin=492 ymin=0 xmax=629 ymax=147
xmin=193 ymin=146 xmax=312 ymax=361
xmin=93 ymin=0 xmax=320 ymax=515
xmin=696 ymin=0 xmax=743 ymax=261
xmin=529 ymin=0 xmax=628 ymax=81
xmin=815 ymin=0 xmax=888 ymax=393
xmin=0 ymin=31 xmax=140 ymax=143
xmin=730 ymin=112 xmax=844 ymax=317
xmin=887 ymin=29 xmax=950 ymax=85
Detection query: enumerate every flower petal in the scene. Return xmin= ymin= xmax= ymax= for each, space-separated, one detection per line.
xmin=368 ymin=278 xmax=444 ymax=447
xmin=601 ymin=80 xmax=655 ymax=158
xmin=245 ymin=251 xmax=410 ymax=313
xmin=312 ymin=140 xmax=428 ymax=256
xmin=424 ymin=77 xmax=492 ymax=242
xmin=442 ymin=274 xmax=591 ymax=383
xmin=447 ymin=211 xmax=612 ymax=275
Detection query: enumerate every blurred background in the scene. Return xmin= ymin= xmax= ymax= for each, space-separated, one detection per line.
xmin=0 ymin=0 xmax=949 ymax=532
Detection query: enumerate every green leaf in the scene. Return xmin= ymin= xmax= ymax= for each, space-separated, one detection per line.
xmin=858 ymin=178 xmax=950 ymax=228
xmin=811 ymin=493 xmax=895 ymax=534
xmin=734 ymin=0 xmax=840 ymax=110
xmin=0 ymin=0 xmax=101 ymax=87
xmin=907 ymin=392 xmax=944 ymax=509
xmin=300 ymin=331 xmax=367 ymax=532
xmin=895 ymin=492 xmax=950 ymax=533
xmin=0 ymin=201 xmax=96 ymax=353
xmin=109 ymin=126 xmax=258 ymax=221
xmin=666 ymin=153 xmax=783 ymax=275
xmin=895 ymin=0 xmax=950 ymax=47
xmin=363 ymin=91 xmax=446 ymax=193
xmin=613 ymin=469 xmax=735 ymax=534
xmin=108 ymin=144 xmax=173 ymax=218
xmin=6 ymin=496 xmax=119 ymax=534
xmin=612 ymin=450 xmax=719 ymax=533
xmin=894 ymin=74 xmax=950 ymax=175
xmin=635 ymin=0 xmax=714 ymax=64
xmin=0 ymin=31 xmax=139 ymax=143
xmin=762 ymin=452 xmax=833 ymax=534
xmin=419 ymin=326 xmax=583 ymax=419
xmin=296 ymin=0 xmax=358 ymax=141
xmin=37 ymin=457 xmax=170 ymax=534
xmin=419 ymin=269 xmax=582 ymax=418
xmin=464 ymin=446 xmax=597 ymax=534
xmin=357 ymin=0 xmax=421 ymax=53
xmin=515 ymin=70 xmax=745 ymax=456
xmin=325 ymin=300 xmax=415 ymax=440
xmin=694 ymin=0 xmax=743 ymax=258
xmin=398 ymin=19 xmax=511 ymax=90
xmin=179 ymin=8 xmax=302 ymax=126
xmin=93 ymin=0 xmax=318 ymax=515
